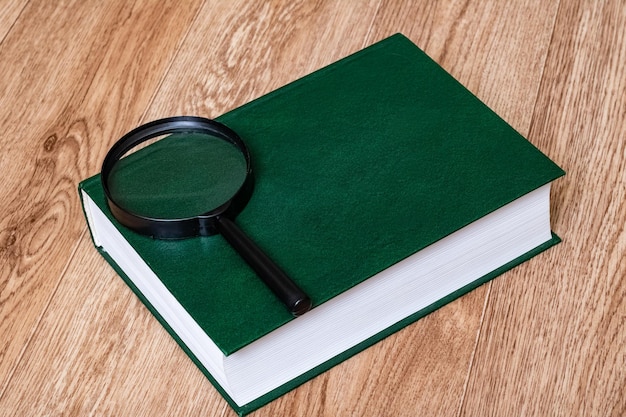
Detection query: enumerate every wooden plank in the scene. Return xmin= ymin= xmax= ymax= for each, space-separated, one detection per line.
xmin=0 ymin=0 xmax=203 ymax=396
xmin=144 ymin=0 xmax=381 ymax=120
xmin=462 ymin=1 xmax=626 ymax=415
xmin=0 ymin=235 xmax=231 ymax=415
xmin=0 ymin=0 xmax=27 ymax=42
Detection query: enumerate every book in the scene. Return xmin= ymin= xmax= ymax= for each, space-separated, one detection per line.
xmin=79 ymin=33 xmax=565 ymax=415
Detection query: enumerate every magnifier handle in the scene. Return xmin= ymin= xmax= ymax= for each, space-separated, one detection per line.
xmin=217 ymin=217 xmax=312 ymax=316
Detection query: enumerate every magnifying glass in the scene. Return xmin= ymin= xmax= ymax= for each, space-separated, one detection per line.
xmin=101 ymin=116 xmax=312 ymax=316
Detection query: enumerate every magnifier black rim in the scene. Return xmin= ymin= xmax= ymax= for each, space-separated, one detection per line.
xmin=101 ymin=116 xmax=253 ymax=239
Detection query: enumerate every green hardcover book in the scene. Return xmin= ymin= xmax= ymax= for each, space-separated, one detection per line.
xmin=79 ymin=33 xmax=564 ymax=415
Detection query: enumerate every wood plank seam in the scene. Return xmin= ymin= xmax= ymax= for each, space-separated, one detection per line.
xmin=362 ymin=0 xmax=384 ymax=48
xmin=457 ymin=281 xmax=493 ymax=417
xmin=0 ymin=0 xmax=28 ymax=46
xmin=0 ymin=227 xmax=87 ymax=401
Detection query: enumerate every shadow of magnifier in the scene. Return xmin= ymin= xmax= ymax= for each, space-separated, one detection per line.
xmin=101 ymin=116 xmax=312 ymax=317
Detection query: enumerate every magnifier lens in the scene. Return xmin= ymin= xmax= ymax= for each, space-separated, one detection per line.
xmin=107 ymin=132 xmax=248 ymax=219
xmin=102 ymin=117 xmax=311 ymax=316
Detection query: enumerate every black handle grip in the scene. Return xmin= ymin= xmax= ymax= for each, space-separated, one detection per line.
xmin=217 ymin=217 xmax=312 ymax=316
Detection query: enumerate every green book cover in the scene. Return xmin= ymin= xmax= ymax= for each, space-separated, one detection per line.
xmin=79 ymin=33 xmax=564 ymax=415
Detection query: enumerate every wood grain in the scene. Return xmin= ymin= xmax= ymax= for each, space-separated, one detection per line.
xmin=0 ymin=235 xmax=230 ymax=416
xmin=0 ymin=0 xmax=624 ymax=416
xmin=0 ymin=0 xmax=203 ymax=397
xmin=144 ymin=0 xmax=381 ymax=119
xmin=0 ymin=0 xmax=26 ymax=42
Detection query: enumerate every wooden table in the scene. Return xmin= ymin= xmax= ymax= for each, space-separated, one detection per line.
xmin=1 ymin=1 xmax=624 ymax=415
